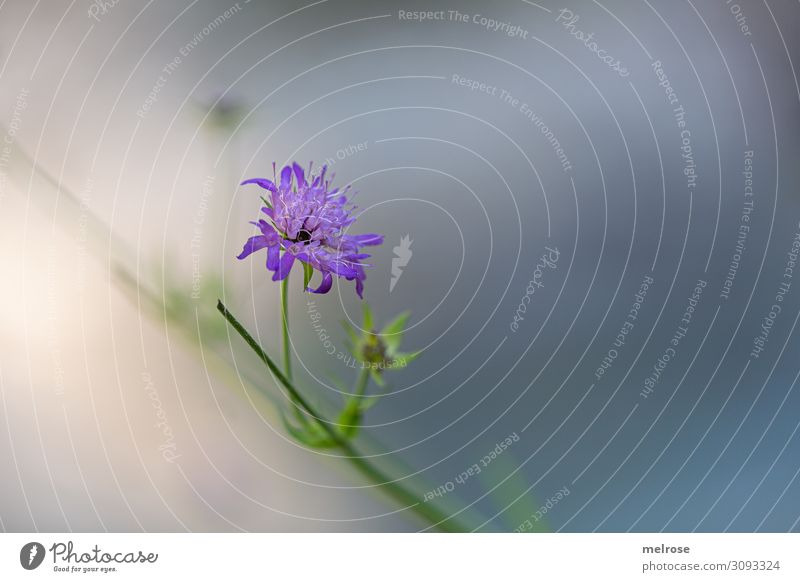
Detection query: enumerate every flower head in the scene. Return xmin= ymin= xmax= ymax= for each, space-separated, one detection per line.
xmin=237 ymin=162 xmax=383 ymax=298
xmin=343 ymin=304 xmax=420 ymax=385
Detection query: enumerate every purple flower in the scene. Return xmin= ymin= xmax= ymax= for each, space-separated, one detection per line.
xmin=237 ymin=162 xmax=383 ymax=298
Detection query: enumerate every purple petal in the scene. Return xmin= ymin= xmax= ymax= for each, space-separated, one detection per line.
xmin=266 ymin=244 xmax=280 ymax=271
xmin=280 ymin=165 xmax=292 ymax=189
xmin=237 ymin=235 xmax=271 ymax=260
xmin=312 ymin=165 xmax=327 ymax=188
xmin=327 ymin=261 xmax=358 ymax=279
xmin=350 ymin=233 xmax=384 ymax=246
xmin=255 ymin=219 xmax=279 ymax=242
xmin=261 ymin=206 xmax=274 ymax=219
xmin=241 ymin=178 xmax=277 ymax=192
xmin=356 ymin=277 xmax=364 ymax=299
xmin=308 ymin=272 xmax=333 ymax=294
xmin=272 ymin=251 xmax=295 ymax=281
xmin=292 ymin=162 xmax=307 ymax=188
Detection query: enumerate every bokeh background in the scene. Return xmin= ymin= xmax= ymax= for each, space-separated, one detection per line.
xmin=1 ymin=0 xmax=800 ymax=532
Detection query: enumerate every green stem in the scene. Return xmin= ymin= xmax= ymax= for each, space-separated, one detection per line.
xmin=354 ymin=367 xmax=370 ymax=399
xmin=280 ymin=276 xmax=292 ymax=381
xmin=217 ymin=300 xmax=467 ymax=533
xmin=279 ymin=276 xmax=308 ymax=427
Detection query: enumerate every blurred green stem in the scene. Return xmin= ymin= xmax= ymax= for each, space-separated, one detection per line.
xmin=280 ymin=276 xmax=308 ymax=428
xmin=280 ymin=276 xmax=292 ymax=381
xmin=354 ymin=367 xmax=370 ymax=398
xmin=217 ymin=300 xmax=467 ymax=532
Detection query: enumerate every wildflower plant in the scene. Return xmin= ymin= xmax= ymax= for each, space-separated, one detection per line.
xmin=236 ymin=161 xmax=382 ymax=298
xmin=218 ymin=162 xmax=464 ymax=531
xmin=337 ymin=304 xmax=420 ymax=439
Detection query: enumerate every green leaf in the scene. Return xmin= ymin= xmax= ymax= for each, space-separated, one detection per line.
xmin=278 ymin=409 xmax=314 ymax=444
xmin=393 ymin=351 xmax=421 ymax=367
xmin=303 ymin=262 xmax=314 ymax=290
xmin=370 ymin=368 xmax=385 ymax=387
xmin=340 ymin=320 xmax=360 ymax=347
xmin=337 ymin=401 xmax=362 ymax=439
xmin=260 ymin=195 xmax=273 ymax=209
xmin=381 ymin=311 xmax=411 ymax=352
xmin=279 ymin=409 xmax=337 ymax=448
xmin=362 ymin=302 xmax=374 ymax=331
xmin=478 ymin=452 xmax=549 ymax=532
xmin=359 ymin=394 xmax=383 ymax=411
